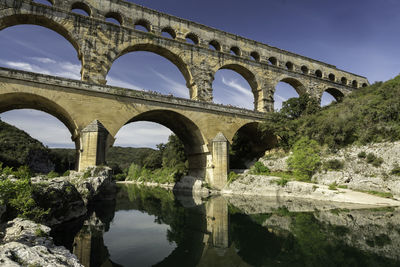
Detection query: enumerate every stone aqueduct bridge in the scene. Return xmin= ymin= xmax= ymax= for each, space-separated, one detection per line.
xmin=0 ymin=0 xmax=369 ymax=188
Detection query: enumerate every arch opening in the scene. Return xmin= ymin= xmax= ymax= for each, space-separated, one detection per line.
xmin=301 ymin=65 xmax=309 ymax=75
xmin=134 ymin=19 xmax=151 ymax=32
xmin=230 ymin=46 xmax=241 ymax=56
xmin=161 ymin=27 xmax=176 ymax=39
xmin=315 ymin=69 xmax=322 ymax=78
xmin=352 ymin=80 xmax=358 ymax=88
xmin=285 ymin=61 xmax=294 ymax=71
xmin=268 ymin=57 xmax=277 ymax=66
xmin=112 ymin=110 xmax=206 ymax=178
xmin=71 ymin=2 xmax=91 ymax=16
xmin=209 ymin=40 xmax=221 ymax=51
xmin=274 ymin=78 xmax=306 ymax=110
xmin=328 ymin=73 xmax=335 ymax=82
xmin=0 ymin=93 xmax=78 ymax=173
xmin=33 ymin=0 xmax=53 ymax=6
xmin=230 ymin=123 xmax=277 ymax=169
xmin=0 ymin=24 xmax=81 ymax=80
xmin=250 ymin=51 xmax=260 ymax=62
xmin=185 ymin=33 xmax=199 ymax=45
xmin=105 ymin=12 xmax=123 ymax=26
xmin=107 ymin=44 xmax=191 ymax=98
xmin=213 ymin=64 xmax=258 ymax=110
xmin=362 ymin=83 xmax=368 ymax=88
xmin=321 ymin=88 xmax=344 ymax=106
xmin=341 ymin=77 xmax=347 ymax=85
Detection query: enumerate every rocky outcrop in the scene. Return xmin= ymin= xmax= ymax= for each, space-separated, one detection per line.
xmin=173 ymin=176 xmax=212 ymax=197
xmin=67 ymin=167 xmax=117 ymax=204
xmin=0 ymin=218 xmax=82 ymax=266
xmin=31 ymin=177 xmax=87 ymax=226
xmin=222 ymin=174 xmax=400 ymax=206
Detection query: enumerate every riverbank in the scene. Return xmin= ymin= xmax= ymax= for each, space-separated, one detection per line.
xmin=0 ymin=167 xmax=116 ymax=266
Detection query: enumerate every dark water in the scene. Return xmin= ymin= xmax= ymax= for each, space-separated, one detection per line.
xmin=52 ymin=184 xmax=400 ymax=267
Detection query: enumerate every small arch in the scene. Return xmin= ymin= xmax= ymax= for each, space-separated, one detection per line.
xmin=301 ymin=65 xmax=309 ymax=75
xmin=324 ymin=88 xmax=345 ymax=103
xmin=362 ymin=83 xmax=368 ymax=88
xmin=315 ymin=69 xmax=322 ymax=78
xmin=328 ymin=73 xmax=335 ymax=82
xmin=161 ymin=27 xmax=176 ymax=39
xmin=268 ymin=57 xmax=277 ymax=66
xmin=71 ymin=2 xmax=91 ymax=16
xmin=285 ymin=61 xmax=294 ymax=71
xmin=134 ymin=19 xmax=151 ymax=32
xmin=33 ymin=0 xmax=53 ymax=6
xmin=341 ymin=77 xmax=347 ymax=85
xmin=250 ymin=51 xmax=260 ymax=62
xmin=105 ymin=12 xmax=123 ymax=26
xmin=185 ymin=33 xmax=199 ymax=45
xmin=209 ymin=40 xmax=221 ymax=51
xmin=352 ymin=80 xmax=358 ymax=88
xmin=230 ymin=46 xmax=241 ymax=56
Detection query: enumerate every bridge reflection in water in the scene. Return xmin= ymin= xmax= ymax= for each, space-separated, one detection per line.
xmin=52 ymin=184 xmax=400 ymax=267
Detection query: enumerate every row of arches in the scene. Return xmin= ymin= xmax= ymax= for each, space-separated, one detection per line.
xmin=30 ymin=0 xmax=368 ymax=89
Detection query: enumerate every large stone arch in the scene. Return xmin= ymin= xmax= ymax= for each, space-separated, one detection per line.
xmin=106 ymin=42 xmax=193 ymax=97
xmin=114 ymin=109 xmax=208 ymax=178
xmin=275 ymin=76 xmax=307 ymax=96
xmin=323 ymin=88 xmax=345 ymax=103
xmin=214 ymin=63 xmax=260 ymax=110
xmin=0 ymin=12 xmax=82 ymax=62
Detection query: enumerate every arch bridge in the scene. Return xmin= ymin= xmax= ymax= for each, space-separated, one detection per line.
xmin=0 ymin=0 xmax=369 ymax=188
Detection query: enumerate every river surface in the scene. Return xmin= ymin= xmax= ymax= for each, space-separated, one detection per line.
xmin=52 ymin=184 xmax=400 ymax=267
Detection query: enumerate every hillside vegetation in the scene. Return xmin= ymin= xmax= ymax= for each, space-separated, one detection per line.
xmin=262 ymin=76 xmax=400 ymax=150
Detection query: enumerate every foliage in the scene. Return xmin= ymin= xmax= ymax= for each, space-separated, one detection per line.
xmin=262 ymin=77 xmax=400 ymax=150
xmin=357 ymin=190 xmax=393 ymax=199
xmin=287 ymin=137 xmax=321 ymax=181
xmin=250 ymin=162 xmax=270 ymax=175
xmin=358 ymin=151 xmax=367 ymax=159
xmin=62 ymin=170 xmax=70 ymax=177
xmin=364 ymin=153 xmax=384 ymax=167
xmin=271 ymin=177 xmax=289 ymax=187
xmin=228 ymin=171 xmax=239 ymax=184
xmin=328 ymin=182 xmax=338 ymax=190
xmin=323 ymin=159 xmax=344 ymax=171
xmin=47 ymin=171 xmax=59 ymax=179
xmin=390 ymin=164 xmax=400 ymax=176
xmin=0 ymin=164 xmax=49 ymax=222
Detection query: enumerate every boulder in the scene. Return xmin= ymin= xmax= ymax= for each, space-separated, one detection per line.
xmin=0 ymin=218 xmax=83 ymax=266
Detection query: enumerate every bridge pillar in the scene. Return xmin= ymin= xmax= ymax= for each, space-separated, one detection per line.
xmin=256 ymin=82 xmax=275 ymax=112
xmin=210 ymin=133 xmax=229 ymax=190
xmin=78 ymin=120 xmax=110 ymax=171
xmin=189 ymin=64 xmax=214 ymax=102
xmin=206 ymin=196 xmax=229 ymax=248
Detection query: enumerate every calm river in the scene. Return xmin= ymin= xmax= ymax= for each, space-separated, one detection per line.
xmin=51 ymin=184 xmax=400 ymax=267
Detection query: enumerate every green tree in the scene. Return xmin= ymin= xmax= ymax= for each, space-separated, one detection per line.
xmin=287 ymin=137 xmax=321 ymax=180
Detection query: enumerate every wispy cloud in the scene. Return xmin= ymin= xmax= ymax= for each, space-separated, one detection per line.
xmin=275 ymin=94 xmax=287 ymax=102
xmin=152 ymin=70 xmax=189 ymax=98
xmin=107 ymin=76 xmax=143 ymax=91
xmin=221 ymin=76 xmax=253 ymax=97
xmin=30 ymin=57 xmax=56 ymax=64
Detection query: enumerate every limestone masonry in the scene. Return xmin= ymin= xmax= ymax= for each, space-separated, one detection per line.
xmin=0 ymin=0 xmax=369 ymax=188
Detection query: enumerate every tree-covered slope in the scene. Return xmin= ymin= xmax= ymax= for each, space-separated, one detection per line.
xmin=262 ymin=76 xmax=400 ymax=149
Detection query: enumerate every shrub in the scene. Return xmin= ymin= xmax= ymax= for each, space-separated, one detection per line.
xmin=114 ymin=173 xmax=126 ymax=181
xmin=272 ymin=177 xmax=289 ymax=187
xmin=228 ymin=171 xmax=239 ymax=184
xmin=46 ymin=171 xmax=59 ymax=179
xmin=62 ymin=170 xmax=71 ymax=177
xmin=287 ymin=137 xmax=321 ymax=181
xmin=358 ymin=151 xmax=367 ymax=159
xmin=250 ymin=162 xmax=270 ymax=175
xmin=365 ymin=153 xmax=384 ymax=167
xmin=82 ymin=169 xmax=91 ymax=179
xmin=366 ymin=153 xmax=376 ymax=163
xmin=390 ymin=164 xmax=400 ymax=176
xmin=328 ymin=182 xmax=338 ymax=190
xmin=323 ymin=159 xmax=344 ymax=171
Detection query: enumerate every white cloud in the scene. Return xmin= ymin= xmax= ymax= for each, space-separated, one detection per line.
xmin=221 ymin=76 xmax=253 ymax=97
xmin=107 ymin=76 xmax=143 ymax=91
xmin=30 ymin=57 xmax=56 ymax=64
xmin=152 ymin=70 xmax=189 ymax=98
xmin=275 ymin=94 xmax=287 ymax=102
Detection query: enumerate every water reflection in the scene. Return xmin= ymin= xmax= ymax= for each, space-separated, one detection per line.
xmin=52 ymin=184 xmax=400 ymax=267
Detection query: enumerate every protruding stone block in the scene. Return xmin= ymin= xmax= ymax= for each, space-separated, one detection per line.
xmin=211 ymin=132 xmax=229 ymax=190
xmin=78 ymin=120 xmax=110 ymax=171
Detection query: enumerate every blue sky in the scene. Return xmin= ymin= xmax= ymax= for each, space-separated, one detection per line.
xmin=1 ymin=0 xmax=399 ymax=148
